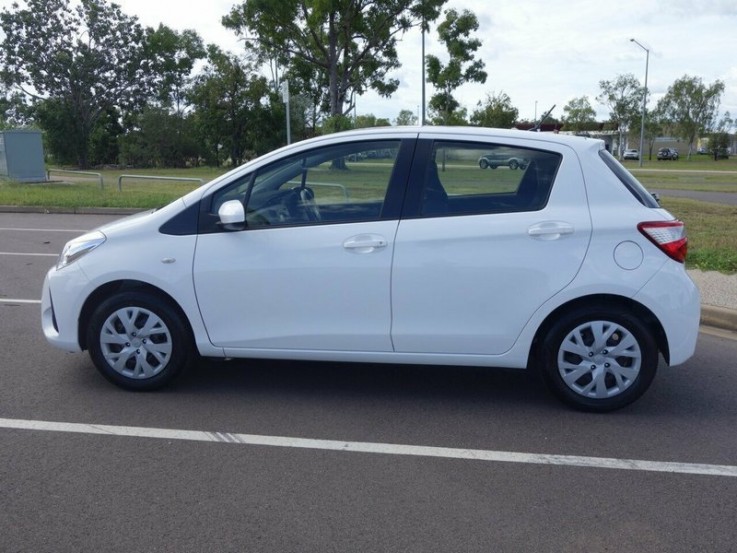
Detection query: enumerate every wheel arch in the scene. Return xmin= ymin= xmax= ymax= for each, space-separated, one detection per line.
xmin=78 ymin=279 xmax=194 ymax=351
xmin=530 ymin=294 xmax=670 ymax=367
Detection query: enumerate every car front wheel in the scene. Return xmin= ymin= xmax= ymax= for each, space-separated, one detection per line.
xmin=540 ymin=307 xmax=658 ymax=411
xmin=87 ymin=291 xmax=194 ymax=390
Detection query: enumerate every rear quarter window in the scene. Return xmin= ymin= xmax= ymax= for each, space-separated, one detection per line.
xmin=598 ymin=149 xmax=659 ymax=208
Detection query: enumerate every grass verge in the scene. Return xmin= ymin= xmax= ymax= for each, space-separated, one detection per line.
xmin=659 ymin=197 xmax=737 ymax=273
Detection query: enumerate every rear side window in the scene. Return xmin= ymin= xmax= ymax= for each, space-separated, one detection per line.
xmin=419 ymin=141 xmax=562 ymax=217
xmin=599 ymin=149 xmax=659 ymax=207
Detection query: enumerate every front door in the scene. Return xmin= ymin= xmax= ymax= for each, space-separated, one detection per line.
xmin=193 ymin=139 xmax=408 ymax=352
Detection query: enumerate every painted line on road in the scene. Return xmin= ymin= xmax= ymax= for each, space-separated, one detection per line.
xmin=2 ymin=417 xmax=736 ymax=478
xmin=0 ymin=298 xmax=41 ymax=304
xmin=0 ymin=251 xmax=58 ymax=257
xmin=0 ymin=227 xmax=88 ymax=233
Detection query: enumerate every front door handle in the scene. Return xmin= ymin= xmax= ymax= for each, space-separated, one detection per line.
xmin=343 ymin=234 xmax=388 ymax=253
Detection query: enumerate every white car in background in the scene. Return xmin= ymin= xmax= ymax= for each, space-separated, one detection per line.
xmin=623 ymin=148 xmax=639 ymax=160
xmin=42 ymin=127 xmax=700 ymax=411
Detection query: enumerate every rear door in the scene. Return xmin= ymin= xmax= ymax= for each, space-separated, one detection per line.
xmin=391 ymin=136 xmax=592 ymax=355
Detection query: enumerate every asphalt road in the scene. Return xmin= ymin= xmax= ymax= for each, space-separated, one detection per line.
xmin=2 ymin=212 xmax=737 ymax=553
xmin=651 ymin=188 xmax=737 ymax=205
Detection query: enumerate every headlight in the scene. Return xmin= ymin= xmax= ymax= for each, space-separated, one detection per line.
xmin=57 ymin=231 xmax=106 ymax=270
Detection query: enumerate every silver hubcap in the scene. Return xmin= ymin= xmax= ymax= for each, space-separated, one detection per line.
xmin=99 ymin=307 xmax=173 ymax=379
xmin=557 ymin=320 xmax=642 ymax=399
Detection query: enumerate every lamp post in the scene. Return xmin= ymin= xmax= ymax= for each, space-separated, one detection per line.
xmin=421 ymin=17 xmax=426 ymax=126
xmin=280 ymin=80 xmax=291 ymax=145
xmin=630 ymin=38 xmax=649 ymax=167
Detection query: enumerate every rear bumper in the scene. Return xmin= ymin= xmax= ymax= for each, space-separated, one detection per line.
xmin=634 ymin=263 xmax=700 ymax=366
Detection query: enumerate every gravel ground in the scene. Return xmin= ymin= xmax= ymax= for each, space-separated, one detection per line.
xmin=688 ymin=269 xmax=737 ymax=310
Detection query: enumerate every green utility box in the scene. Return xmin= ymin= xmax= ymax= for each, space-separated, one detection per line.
xmin=0 ymin=129 xmax=46 ymax=182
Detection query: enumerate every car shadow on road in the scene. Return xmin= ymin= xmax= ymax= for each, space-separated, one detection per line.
xmin=176 ymin=357 xmax=555 ymax=411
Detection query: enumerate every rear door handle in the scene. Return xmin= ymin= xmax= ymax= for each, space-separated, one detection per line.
xmin=528 ymin=222 xmax=575 ymax=240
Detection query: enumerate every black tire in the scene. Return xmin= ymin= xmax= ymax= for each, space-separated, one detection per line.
xmin=509 ymin=159 xmax=519 ymax=170
xmin=479 ymin=159 xmax=488 ymax=169
xmin=538 ymin=306 xmax=658 ymax=412
xmin=87 ymin=291 xmax=194 ymax=390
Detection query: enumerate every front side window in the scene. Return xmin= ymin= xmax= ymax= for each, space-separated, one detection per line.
xmin=210 ymin=140 xmax=401 ymax=229
xmin=420 ymin=142 xmax=562 ymax=217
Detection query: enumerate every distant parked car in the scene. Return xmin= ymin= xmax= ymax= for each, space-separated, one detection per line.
xmin=623 ymin=149 xmax=639 ymax=160
xmin=478 ymin=152 xmax=528 ymax=170
xmin=657 ymin=147 xmax=679 ymax=161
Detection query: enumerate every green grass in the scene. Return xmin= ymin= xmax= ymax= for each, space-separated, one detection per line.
xmin=659 ymin=197 xmax=737 ymax=273
xmin=1 ymin=167 xmax=225 ymax=209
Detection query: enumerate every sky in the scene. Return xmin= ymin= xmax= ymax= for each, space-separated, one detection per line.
xmin=2 ymin=0 xmax=736 ymax=124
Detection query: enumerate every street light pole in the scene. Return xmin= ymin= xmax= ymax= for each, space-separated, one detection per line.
xmin=281 ymin=80 xmax=291 ymax=145
xmin=421 ymin=18 xmax=426 ymax=126
xmin=631 ymin=38 xmax=649 ymax=168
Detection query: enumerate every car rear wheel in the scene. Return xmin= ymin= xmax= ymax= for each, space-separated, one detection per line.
xmin=87 ymin=291 xmax=194 ymax=390
xmin=540 ymin=307 xmax=658 ymax=412
xmin=509 ymin=159 xmax=519 ymax=170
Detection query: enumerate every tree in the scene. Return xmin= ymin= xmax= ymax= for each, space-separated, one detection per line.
xmin=188 ymin=46 xmax=272 ymax=167
xmin=0 ymin=0 xmax=153 ymax=167
xmin=658 ymin=75 xmax=725 ymax=159
xmin=632 ymin=104 xmax=666 ymax=161
xmin=470 ymin=91 xmax=519 ymax=128
xmin=119 ymin=107 xmax=200 ymax=168
xmin=426 ymin=8 xmax=487 ymax=125
xmin=395 ymin=109 xmax=418 ymax=126
xmin=597 ymin=73 xmax=644 ymax=156
xmin=355 ymin=114 xmax=391 ymax=128
xmin=222 ymin=0 xmax=446 ymax=124
xmin=562 ymin=96 xmax=596 ymax=133
xmin=709 ymin=112 xmax=733 ymax=160
xmin=143 ymin=25 xmax=206 ymax=114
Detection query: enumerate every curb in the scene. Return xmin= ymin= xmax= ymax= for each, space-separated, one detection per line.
xmin=0 ymin=205 xmax=141 ymax=216
xmin=701 ymin=305 xmax=737 ymax=334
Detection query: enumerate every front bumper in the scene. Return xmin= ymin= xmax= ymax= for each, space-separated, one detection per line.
xmin=41 ymin=265 xmax=89 ymax=353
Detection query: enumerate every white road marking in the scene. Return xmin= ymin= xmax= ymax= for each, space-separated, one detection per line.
xmin=0 ymin=299 xmax=41 ymax=304
xmin=0 ymin=252 xmax=57 ymax=257
xmin=2 ymin=417 xmax=736 ymax=478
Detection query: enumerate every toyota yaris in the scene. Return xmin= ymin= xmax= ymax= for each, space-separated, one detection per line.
xmin=42 ymin=127 xmax=700 ymax=411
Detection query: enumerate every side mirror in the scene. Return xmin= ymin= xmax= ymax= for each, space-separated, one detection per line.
xmin=218 ymin=199 xmax=246 ymax=230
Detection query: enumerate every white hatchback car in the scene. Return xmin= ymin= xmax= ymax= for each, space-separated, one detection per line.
xmin=42 ymin=127 xmax=700 ymax=411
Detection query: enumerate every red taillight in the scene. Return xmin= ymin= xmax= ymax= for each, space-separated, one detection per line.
xmin=638 ymin=221 xmax=688 ymax=263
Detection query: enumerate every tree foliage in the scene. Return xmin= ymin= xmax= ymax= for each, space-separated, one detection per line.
xmin=0 ymin=0 xmax=153 ymax=167
xmin=426 ymin=8 xmax=486 ymax=125
xmin=658 ymin=75 xmax=725 ymax=158
xmin=222 ymin=0 xmax=446 ymax=122
xmin=144 ymin=25 xmax=206 ymax=112
xmin=597 ymin=73 xmax=644 ymax=156
xmin=470 ymin=92 xmax=519 ymax=128
xmin=395 ymin=109 xmax=418 ymax=126
xmin=562 ymin=96 xmax=596 ymax=133
xmin=188 ymin=46 xmax=272 ymax=167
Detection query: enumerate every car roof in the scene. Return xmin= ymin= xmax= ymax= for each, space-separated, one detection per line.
xmin=314 ymin=126 xmax=605 ymax=154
